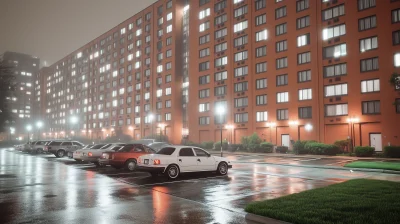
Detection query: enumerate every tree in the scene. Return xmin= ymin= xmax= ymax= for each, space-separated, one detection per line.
xmin=389 ymin=72 xmax=400 ymax=90
xmin=0 ymin=60 xmax=16 ymax=133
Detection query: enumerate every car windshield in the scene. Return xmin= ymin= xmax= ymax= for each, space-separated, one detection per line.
xmin=156 ymin=147 xmax=175 ymax=155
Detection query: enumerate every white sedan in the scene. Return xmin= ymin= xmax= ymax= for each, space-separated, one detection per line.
xmin=137 ymin=146 xmax=232 ymax=179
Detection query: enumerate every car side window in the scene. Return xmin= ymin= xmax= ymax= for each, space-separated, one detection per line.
xmin=144 ymin=146 xmax=155 ymax=153
xmin=61 ymin=142 xmax=72 ymax=146
xmin=179 ymin=148 xmax=195 ymax=157
xmin=111 ymin=146 xmax=121 ymax=151
xmin=73 ymin=142 xmax=83 ymax=146
xmin=133 ymin=145 xmax=144 ymax=152
xmin=194 ymin=148 xmax=209 ymax=157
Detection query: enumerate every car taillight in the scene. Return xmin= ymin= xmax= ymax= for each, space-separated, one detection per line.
xmin=88 ymin=152 xmax=93 ymax=157
xmin=102 ymin=153 xmax=109 ymax=159
xmin=154 ymin=159 xmax=161 ymax=165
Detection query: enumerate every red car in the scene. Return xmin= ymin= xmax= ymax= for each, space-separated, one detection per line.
xmin=98 ymin=144 xmax=156 ymax=171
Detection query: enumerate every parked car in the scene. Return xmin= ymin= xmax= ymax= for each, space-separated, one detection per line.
xmin=73 ymin=144 xmax=107 ymax=161
xmin=29 ymin=140 xmax=51 ymax=154
xmin=79 ymin=143 xmax=126 ymax=166
xmin=98 ymin=144 xmax=156 ymax=171
xmin=67 ymin=144 xmax=93 ymax=158
xmin=44 ymin=141 xmax=85 ymax=158
xmin=137 ymin=146 xmax=232 ymax=179
xmin=131 ymin=139 xmax=156 ymax=146
xmin=147 ymin=142 xmax=171 ymax=152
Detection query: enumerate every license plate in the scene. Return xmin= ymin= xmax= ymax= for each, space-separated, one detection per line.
xmin=144 ymin=159 xmax=149 ymax=164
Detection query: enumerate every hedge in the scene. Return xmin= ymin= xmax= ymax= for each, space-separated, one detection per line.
xmin=214 ymin=141 xmax=228 ymax=151
xmin=276 ymin=146 xmax=288 ymax=153
xmin=257 ymin=142 xmax=274 ymax=153
xmin=334 ymin=139 xmax=351 ymax=152
xmin=201 ymin=141 xmax=214 ymax=150
xmin=293 ymin=140 xmax=316 ymax=154
xmin=384 ymin=146 xmax=400 ymax=158
xmin=355 ymin=146 xmax=375 ymax=157
xmin=228 ymin=144 xmax=245 ymax=152
xmin=305 ymin=142 xmax=340 ymax=155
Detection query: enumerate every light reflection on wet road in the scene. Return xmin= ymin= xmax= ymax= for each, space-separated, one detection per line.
xmin=1 ymin=148 xmax=400 ymax=224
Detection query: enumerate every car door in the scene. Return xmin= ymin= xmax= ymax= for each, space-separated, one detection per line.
xmin=61 ymin=142 xmax=73 ymax=152
xmin=193 ymin=148 xmax=216 ymax=171
xmin=177 ymin=148 xmax=197 ymax=172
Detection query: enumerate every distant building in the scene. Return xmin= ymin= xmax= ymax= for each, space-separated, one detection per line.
xmin=37 ymin=0 xmax=400 ymax=150
xmin=1 ymin=51 xmax=40 ymax=139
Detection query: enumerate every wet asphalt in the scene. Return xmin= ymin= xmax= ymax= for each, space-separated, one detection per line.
xmin=1 ymin=148 xmax=400 ymax=224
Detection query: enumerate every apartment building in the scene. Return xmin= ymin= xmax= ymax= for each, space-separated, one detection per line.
xmin=1 ymin=51 xmax=40 ymax=138
xmin=38 ymin=0 xmax=400 ymax=149
xmin=187 ymin=0 xmax=400 ymax=150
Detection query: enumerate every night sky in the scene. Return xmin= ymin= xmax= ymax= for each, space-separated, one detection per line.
xmin=0 ymin=0 xmax=157 ymax=66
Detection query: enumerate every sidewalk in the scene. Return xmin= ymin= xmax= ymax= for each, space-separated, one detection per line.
xmin=209 ymin=150 xmax=400 ymax=161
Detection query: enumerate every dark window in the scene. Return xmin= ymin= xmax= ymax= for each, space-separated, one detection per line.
xmin=49 ymin=141 xmax=62 ymax=146
xmin=358 ymin=0 xmax=376 ymax=11
xmin=362 ymin=101 xmax=380 ymax=114
xmin=277 ymin=74 xmax=288 ymax=86
xmin=393 ymin=30 xmax=400 ymax=45
xmin=359 ymin=15 xmax=377 ymax=31
xmin=199 ymin=0 xmax=210 ymax=6
xmin=396 ymin=99 xmax=400 ymax=113
xmin=277 ymin=109 xmax=289 ymax=120
xmin=298 ymin=70 xmax=311 ymax=82
xmin=194 ymin=148 xmax=209 ymax=157
xmin=255 ymin=0 xmax=266 ymax=11
xmin=275 ymin=6 xmax=287 ymax=19
xmin=276 ymin=40 xmax=287 ymax=52
xmin=296 ymin=0 xmax=309 ymax=12
xmin=360 ymin=57 xmax=379 ymax=72
xmin=392 ymin=9 xmax=400 ymax=23
xmin=179 ymin=148 xmax=194 ymax=156
xmin=157 ymin=147 xmax=176 ymax=155
xmin=299 ymin=107 xmax=312 ymax=119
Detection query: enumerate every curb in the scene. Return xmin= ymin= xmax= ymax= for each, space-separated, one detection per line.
xmin=232 ymin=161 xmax=400 ymax=174
xmin=245 ymin=213 xmax=291 ymax=224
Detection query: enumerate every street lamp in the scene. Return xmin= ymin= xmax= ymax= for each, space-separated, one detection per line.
xmin=26 ymin=125 xmax=32 ymax=141
xmin=128 ymin=126 xmax=134 ymax=139
xmin=36 ymin=121 xmax=43 ymax=140
xmin=158 ymin=123 xmax=166 ymax=142
xmin=225 ymin=125 xmax=234 ymax=144
xmin=216 ymin=105 xmax=225 ymax=157
xmin=70 ymin=116 xmax=78 ymax=137
xmin=266 ymin=122 xmax=276 ymax=143
xmin=149 ymin=114 xmax=154 ymax=138
xmin=305 ymin=124 xmax=313 ymax=132
xmin=347 ymin=117 xmax=360 ymax=152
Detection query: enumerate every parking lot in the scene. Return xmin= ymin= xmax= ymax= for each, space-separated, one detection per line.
xmin=2 ymin=148 xmax=400 ymax=224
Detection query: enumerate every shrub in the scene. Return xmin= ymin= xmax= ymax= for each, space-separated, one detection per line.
xmin=334 ymin=139 xmax=351 ymax=152
xmin=185 ymin=141 xmax=202 ymax=148
xmin=257 ymin=142 xmax=274 ymax=153
xmin=276 ymin=146 xmax=289 ymax=153
xmin=355 ymin=146 xmax=375 ymax=157
xmin=201 ymin=141 xmax=214 ymax=150
xmin=214 ymin=140 xmax=228 ymax=151
xmin=384 ymin=146 xmax=400 ymax=158
xmin=293 ymin=140 xmax=317 ymax=154
xmin=306 ymin=142 xmax=340 ymax=155
xmin=228 ymin=144 xmax=245 ymax=152
xmin=241 ymin=133 xmax=263 ymax=152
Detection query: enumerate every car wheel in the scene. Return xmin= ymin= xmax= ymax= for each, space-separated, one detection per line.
xmin=56 ymin=150 xmax=65 ymax=158
xmin=166 ymin=165 xmax=180 ymax=179
xmin=217 ymin=162 xmax=228 ymax=175
xmin=124 ymin=159 xmax=137 ymax=171
xmin=36 ymin=149 xmax=42 ymax=154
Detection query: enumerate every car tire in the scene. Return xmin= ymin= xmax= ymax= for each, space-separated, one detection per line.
xmin=217 ymin=162 xmax=228 ymax=175
xmin=124 ymin=159 xmax=137 ymax=171
xmin=55 ymin=150 xmax=65 ymax=158
xmin=166 ymin=165 xmax=180 ymax=179
xmin=36 ymin=149 xmax=42 ymax=154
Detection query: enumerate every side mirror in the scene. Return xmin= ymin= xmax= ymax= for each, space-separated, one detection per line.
xmin=207 ymin=153 xmax=211 ymax=157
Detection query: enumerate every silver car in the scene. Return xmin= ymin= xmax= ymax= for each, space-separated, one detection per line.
xmin=80 ymin=143 xmax=126 ymax=166
xmin=44 ymin=141 xmax=85 ymax=158
xmin=67 ymin=144 xmax=93 ymax=158
xmin=30 ymin=140 xmax=51 ymax=154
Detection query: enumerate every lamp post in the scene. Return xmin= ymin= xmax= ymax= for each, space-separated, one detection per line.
xmin=36 ymin=121 xmax=43 ymax=140
xmin=289 ymin=120 xmax=299 ymax=141
xmin=225 ymin=125 xmax=234 ymax=144
xmin=158 ymin=123 xmax=166 ymax=142
xmin=149 ymin=114 xmax=154 ymax=138
xmin=128 ymin=126 xmax=134 ymax=139
xmin=266 ymin=122 xmax=276 ymax=143
xmin=216 ymin=105 xmax=225 ymax=157
xmin=347 ymin=117 xmax=359 ymax=152
xmin=70 ymin=116 xmax=78 ymax=138
xmin=26 ymin=125 xmax=32 ymax=141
